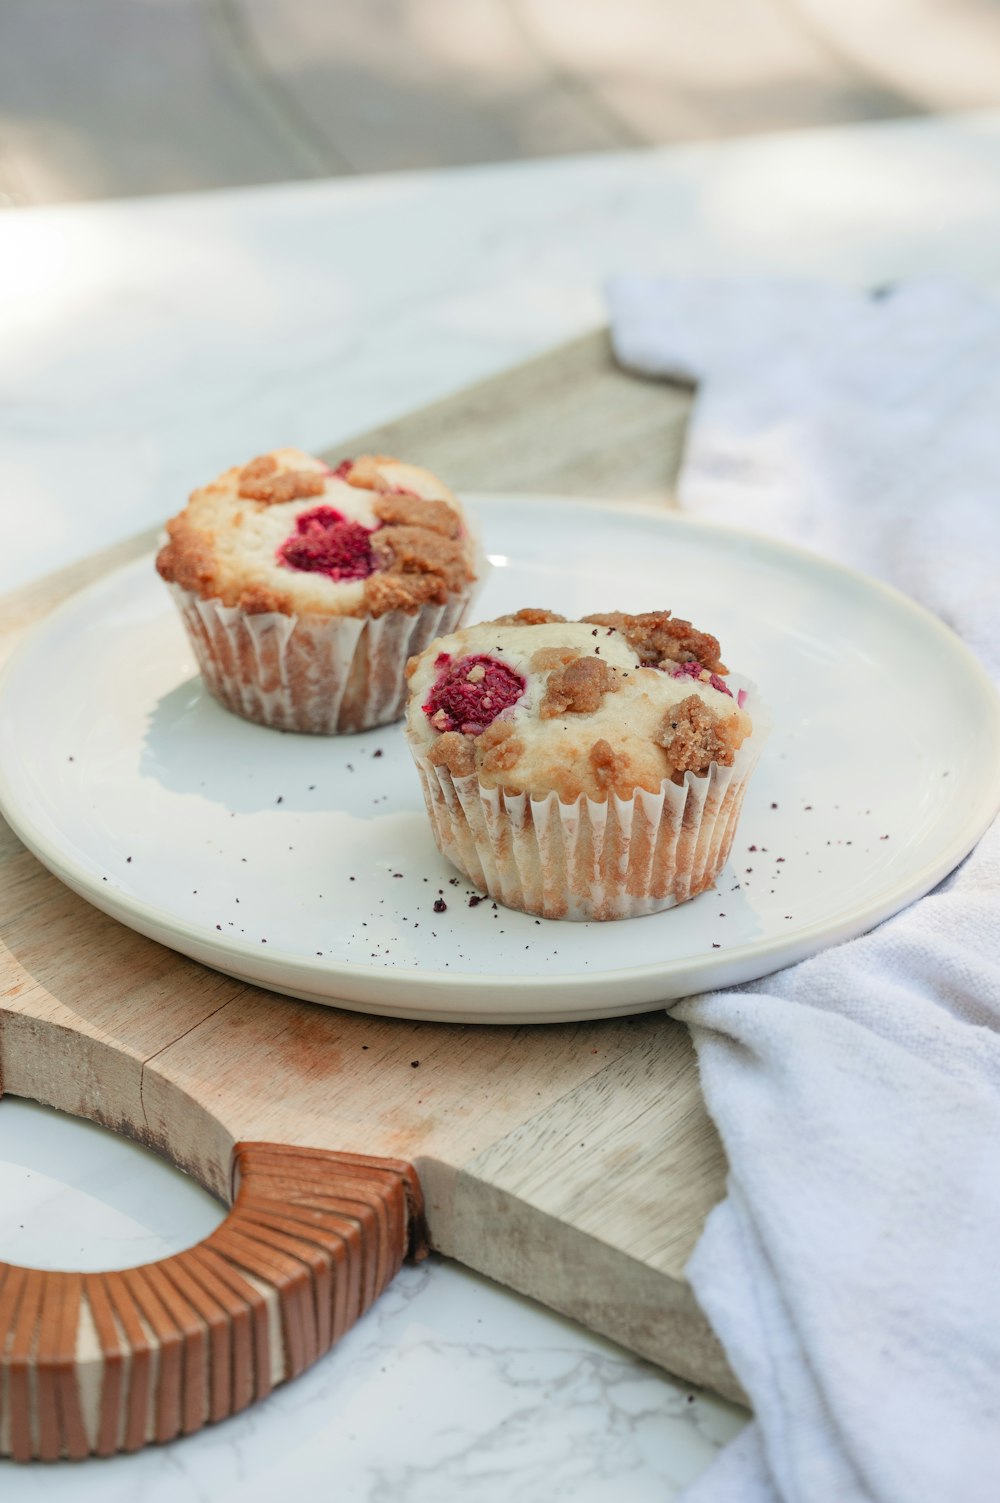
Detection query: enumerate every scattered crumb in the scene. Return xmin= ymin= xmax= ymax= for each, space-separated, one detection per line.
xmin=433 ymin=898 xmax=447 ymax=913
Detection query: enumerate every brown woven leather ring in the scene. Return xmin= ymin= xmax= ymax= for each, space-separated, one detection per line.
xmin=0 ymin=1140 xmax=427 ymax=1461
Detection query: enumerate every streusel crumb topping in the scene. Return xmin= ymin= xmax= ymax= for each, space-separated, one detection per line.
xmin=582 ymin=611 xmax=726 ymax=674
xmin=539 ymin=657 xmax=621 ymax=719
xmin=156 ymin=448 xmax=478 ymax=619
xmin=406 ymin=612 xmax=752 ymax=803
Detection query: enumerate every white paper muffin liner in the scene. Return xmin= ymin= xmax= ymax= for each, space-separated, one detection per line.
xmin=412 ymin=686 xmax=770 ymax=920
xmin=169 ymin=583 xmax=477 ymax=735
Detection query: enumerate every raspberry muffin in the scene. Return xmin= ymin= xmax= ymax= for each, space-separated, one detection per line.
xmin=157 ymin=450 xmax=483 ymax=734
xmin=404 ymin=608 xmax=767 ymax=920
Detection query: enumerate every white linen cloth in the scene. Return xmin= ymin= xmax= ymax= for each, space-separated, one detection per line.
xmin=608 ymin=277 xmax=1000 ymax=1503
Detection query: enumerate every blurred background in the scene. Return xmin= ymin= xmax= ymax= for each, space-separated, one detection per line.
xmin=4 ymin=0 xmax=1000 ymax=206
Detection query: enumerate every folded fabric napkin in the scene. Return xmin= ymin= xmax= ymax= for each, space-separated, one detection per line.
xmin=608 ymin=277 xmax=1000 ymax=1503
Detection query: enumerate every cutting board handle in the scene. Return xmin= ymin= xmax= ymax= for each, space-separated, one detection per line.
xmin=0 ymin=1138 xmax=427 ymax=1461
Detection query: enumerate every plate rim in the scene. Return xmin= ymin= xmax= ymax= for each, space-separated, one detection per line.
xmin=2 ymin=496 xmax=999 ymax=1019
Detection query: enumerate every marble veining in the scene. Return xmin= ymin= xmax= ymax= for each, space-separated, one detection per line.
xmin=0 ymin=1100 xmax=744 ymax=1498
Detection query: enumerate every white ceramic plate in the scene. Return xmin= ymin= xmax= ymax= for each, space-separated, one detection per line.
xmin=2 ymin=497 xmax=999 ymax=1024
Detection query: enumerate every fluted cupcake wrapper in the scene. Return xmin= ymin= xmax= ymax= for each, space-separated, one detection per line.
xmin=169 ymin=584 xmax=477 ymax=735
xmin=413 ymin=685 xmax=769 ymax=920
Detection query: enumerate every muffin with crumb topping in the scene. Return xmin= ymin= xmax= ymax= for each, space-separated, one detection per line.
xmin=156 ymin=449 xmax=483 ymax=733
xmin=404 ymin=608 xmax=767 ymax=920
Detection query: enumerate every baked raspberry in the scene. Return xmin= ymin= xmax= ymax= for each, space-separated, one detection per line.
xmin=670 ymin=660 xmax=732 ymax=697
xmin=423 ymin=654 xmax=525 ymax=735
xmin=279 ymin=505 xmax=376 ymax=581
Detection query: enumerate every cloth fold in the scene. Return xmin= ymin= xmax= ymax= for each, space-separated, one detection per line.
xmin=608 ymin=275 xmax=1000 ymax=1503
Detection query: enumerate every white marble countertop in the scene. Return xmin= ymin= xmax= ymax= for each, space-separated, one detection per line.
xmin=5 ymin=110 xmax=1000 ymax=592
xmin=4 ymin=110 xmax=1000 ymax=1497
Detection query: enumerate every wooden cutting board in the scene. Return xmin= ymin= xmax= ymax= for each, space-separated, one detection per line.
xmin=0 ymin=334 xmax=741 ymax=1459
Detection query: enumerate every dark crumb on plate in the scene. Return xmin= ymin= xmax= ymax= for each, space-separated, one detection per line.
xmin=770 ymin=802 xmax=778 ymax=809
xmin=469 ymin=895 xmax=482 ymax=907
xmin=880 ymin=834 xmax=890 ymax=840
xmin=433 ymin=898 xmax=447 ymax=913
xmin=712 ymin=943 xmax=720 ymax=948
xmin=373 ymin=749 xmax=383 ymax=758
xmin=276 ymin=796 xmax=283 ymax=804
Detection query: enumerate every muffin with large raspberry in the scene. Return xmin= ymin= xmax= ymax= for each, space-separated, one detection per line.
xmin=157 ymin=449 xmax=483 ymax=733
xmin=404 ymin=608 xmax=768 ymax=920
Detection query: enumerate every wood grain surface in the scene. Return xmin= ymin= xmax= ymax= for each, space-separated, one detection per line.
xmin=0 ymin=337 xmax=743 ymax=1461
